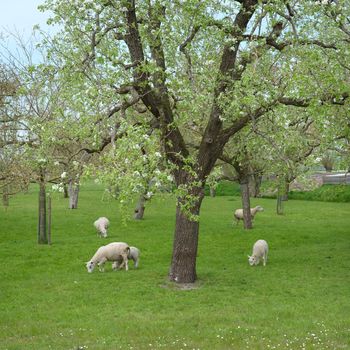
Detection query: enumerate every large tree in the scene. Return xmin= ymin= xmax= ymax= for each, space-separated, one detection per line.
xmin=41 ymin=0 xmax=348 ymax=282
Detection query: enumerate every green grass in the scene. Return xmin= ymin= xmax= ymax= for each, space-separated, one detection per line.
xmin=0 ymin=184 xmax=349 ymax=350
xmin=288 ymin=184 xmax=350 ymax=203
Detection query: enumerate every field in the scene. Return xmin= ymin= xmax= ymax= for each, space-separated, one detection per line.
xmin=0 ymin=183 xmax=349 ymax=350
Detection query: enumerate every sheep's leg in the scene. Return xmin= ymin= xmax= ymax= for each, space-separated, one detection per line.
xmin=112 ymin=261 xmax=119 ymax=270
xmin=120 ymin=253 xmax=129 ymax=271
xmin=98 ymin=257 xmax=107 ymax=272
xmin=134 ymin=258 xmax=139 ymax=268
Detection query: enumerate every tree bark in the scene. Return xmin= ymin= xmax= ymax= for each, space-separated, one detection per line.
xmin=68 ymin=179 xmax=79 ymax=209
xmin=276 ymin=194 xmax=284 ymax=215
xmin=134 ymin=193 xmax=146 ymax=220
xmin=169 ymin=172 xmax=204 ymax=284
xmin=38 ymin=172 xmax=48 ymax=244
xmin=169 ymin=201 xmax=202 ymax=283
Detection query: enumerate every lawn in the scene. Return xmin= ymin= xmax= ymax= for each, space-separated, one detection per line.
xmin=0 ymin=183 xmax=349 ymax=350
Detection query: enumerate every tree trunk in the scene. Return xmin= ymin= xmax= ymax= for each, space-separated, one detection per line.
xmin=276 ymin=177 xmax=289 ymax=214
xmin=2 ymin=185 xmax=9 ymax=207
xmin=63 ymin=184 xmax=69 ymax=198
xmin=249 ymin=173 xmax=262 ymax=198
xmin=276 ymin=194 xmax=284 ymax=215
xmin=240 ymin=178 xmax=252 ymax=229
xmin=169 ymin=177 xmax=204 ymax=284
xmin=134 ymin=193 xmax=146 ymax=220
xmin=47 ymin=194 xmax=52 ymax=245
xmin=169 ymin=202 xmax=202 ymax=283
xmin=281 ymin=180 xmax=290 ymax=201
xmin=38 ymin=177 xmax=48 ymax=244
xmin=68 ymin=179 xmax=79 ymax=209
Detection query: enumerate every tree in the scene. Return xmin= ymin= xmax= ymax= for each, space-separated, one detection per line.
xmin=40 ymin=0 xmax=348 ymax=282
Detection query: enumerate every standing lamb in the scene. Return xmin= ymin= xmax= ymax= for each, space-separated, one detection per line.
xmin=86 ymin=242 xmax=130 ymax=273
xmin=94 ymin=217 xmax=110 ymax=238
xmin=112 ymin=246 xmax=140 ymax=270
xmin=248 ymin=239 xmax=269 ymax=266
xmin=234 ymin=205 xmax=264 ymax=224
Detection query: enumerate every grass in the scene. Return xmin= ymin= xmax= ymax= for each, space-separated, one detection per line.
xmin=288 ymin=184 xmax=350 ymax=203
xmin=0 ymin=183 xmax=349 ymax=350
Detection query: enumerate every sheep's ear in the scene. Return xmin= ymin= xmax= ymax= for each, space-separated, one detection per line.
xmin=247 ymin=255 xmax=251 ymax=258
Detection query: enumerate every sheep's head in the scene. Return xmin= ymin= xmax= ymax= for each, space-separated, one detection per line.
xmin=86 ymin=261 xmax=96 ymax=273
xmin=256 ymin=206 xmax=264 ymax=212
xmin=248 ymin=255 xmax=259 ymax=266
xmin=100 ymin=228 xmax=108 ymax=238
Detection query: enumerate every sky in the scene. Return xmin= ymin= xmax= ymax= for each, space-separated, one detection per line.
xmin=0 ymin=0 xmax=50 ymax=35
xmin=0 ymin=0 xmax=56 ymax=59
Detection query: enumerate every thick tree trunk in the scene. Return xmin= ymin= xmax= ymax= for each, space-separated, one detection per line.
xmin=134 ymin=194 xmax=146 ymax=220
xmin=169 ymin=175 xmax=204 ymax=284
xmin=169 ymin=202 xmax=202 ymax=283
xmin=38 ymin=178 xmax=48 ymax=244
xmin=240 ymin=178 xmax=252 ymax=229
xmin=68 ymin=180 xmax=79 ymax=209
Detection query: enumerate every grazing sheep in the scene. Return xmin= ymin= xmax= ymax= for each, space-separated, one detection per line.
xmin=94 ymin=217 xmax=109 ymax=238
xmin=86 ymin=242 xmax=130 ymax=273
xmin=234 ymin=205 xmax=264 ymax=224
xmin=112 ymin=246 xmax=140 ymax=270
xmin=248 ymin=239 xmax=268 ymax=266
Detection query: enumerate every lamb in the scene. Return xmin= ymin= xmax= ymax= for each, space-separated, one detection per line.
xmin=112 ymin=246 xmax=140 ymax=270
xmin=86 ymin=242 xmax=130 ymax=273
xmin=248 ymin=239 xmax=268 ymax=266
xmin=94 ymin=217 xmax=110 ymax=238
xmin=234 ymin=205 xmax=264 ymax=224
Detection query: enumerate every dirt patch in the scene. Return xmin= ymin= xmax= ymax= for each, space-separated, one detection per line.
xmin=160 ymin=281 xmax=202 ymax=291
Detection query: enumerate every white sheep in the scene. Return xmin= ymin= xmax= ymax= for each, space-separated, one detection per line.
xmin=248 ymin=239 xmax=268 ymax=266
xmin=112 ymin=246 xmax=140 ymax=270
xmin=94 ymin=217 xmax=110 ymax=238
xmin=234 ymin=205 xmax=264 ymax=224
xmin=86 ymin=242 xmax=130 ymax=273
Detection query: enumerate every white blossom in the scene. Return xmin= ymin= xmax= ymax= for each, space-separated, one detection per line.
xmin=61 ymin=172 xmax=67 ymax=179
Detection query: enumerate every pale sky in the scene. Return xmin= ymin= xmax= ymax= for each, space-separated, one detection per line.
xmin=0 ymin=0 xmax=50 ymax=34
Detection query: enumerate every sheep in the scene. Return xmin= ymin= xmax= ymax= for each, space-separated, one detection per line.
xmin=234 ymin=205 xmax=264 ymax=224
xmin=112 ymin=246 xmax=140 ymax=270
xmin=248 ymin=239 xmax=268 ymax=266
xmin=94 ymin=217 xmax=110 ymax=238
xmin=86 ymin=242 xmax=130 ymax=273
